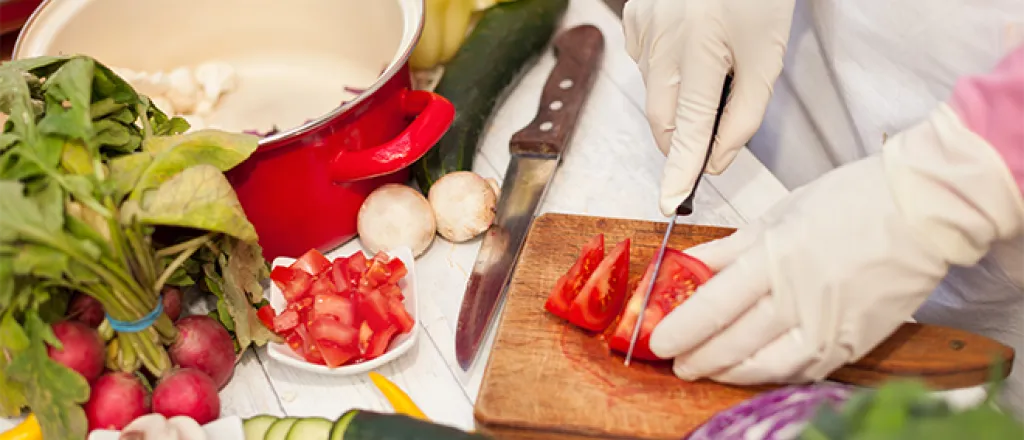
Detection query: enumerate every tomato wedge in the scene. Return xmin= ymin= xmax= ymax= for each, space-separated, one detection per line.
xmin=270 ymin=266 xmax=313 ymax=302
xmin=566 ymin=238 xmax=631 ymax=332
xmin=608 ymin=249 xmax=713 ymax=360
xmin=544 ymin=234 xmax=604 ymax=320
xmin=291 ymin=248 xmax=332 ymax=276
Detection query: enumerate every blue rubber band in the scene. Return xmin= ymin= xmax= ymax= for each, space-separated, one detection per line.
xmin=107 ymin=295 xmax=164 ymax=333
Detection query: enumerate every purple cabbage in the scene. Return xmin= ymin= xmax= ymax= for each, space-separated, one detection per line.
xmin=685 ymin=383 xmax=854 ymax=440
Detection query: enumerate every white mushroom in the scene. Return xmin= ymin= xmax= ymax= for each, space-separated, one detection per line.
xmin=357 ymin=184 xmax=436 ymax=257
xmin=119 ymin=413 xmax=179 ymax=440
xmin=485 ymin=177 xmax=501 ymax=199
xmin=167 ymin=416 xmax=208 ymax=440
xmin=428 ymin=171 xmax=497 ymax=243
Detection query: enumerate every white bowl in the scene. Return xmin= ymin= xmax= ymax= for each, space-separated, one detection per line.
xmin=88 ymin=415 xmax=244 ymax=440
xmin=263 ymin=245 xmax=418 ymax=376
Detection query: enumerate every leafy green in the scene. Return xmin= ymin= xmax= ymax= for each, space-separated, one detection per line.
xmin=130 ymin=129 xmax=258 ymax=200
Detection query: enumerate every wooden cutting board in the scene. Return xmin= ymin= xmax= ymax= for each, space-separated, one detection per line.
xmin=473 ymin=213 xmax=1015 ymax=440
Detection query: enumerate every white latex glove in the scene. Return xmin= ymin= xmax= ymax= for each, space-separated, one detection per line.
xmin=648 ymin=104 xmax=1024 ymax=384
xmin=623 ymin=0 xmax=796 ymax=216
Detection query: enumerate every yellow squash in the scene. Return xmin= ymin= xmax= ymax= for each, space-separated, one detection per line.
xmin=0 ymin=414 xmax=42 ymax=440
xmin=367 ymin=371 xmax=428 ymax=420
xmin=410 ymin=0 xmax=520 ymax=69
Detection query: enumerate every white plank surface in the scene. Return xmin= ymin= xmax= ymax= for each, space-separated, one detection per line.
xmin=0 ymin=0 xmax=789 ymax=434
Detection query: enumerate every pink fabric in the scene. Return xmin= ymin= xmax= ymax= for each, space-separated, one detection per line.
xmin=949 ymin=44 xmax=1024 ymax=196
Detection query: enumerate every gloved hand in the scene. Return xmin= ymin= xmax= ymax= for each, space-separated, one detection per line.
xmin=647 ymin=103 xmax=1024 ymax=384
xmin=623 ymin=0 xmax=796 ymax=216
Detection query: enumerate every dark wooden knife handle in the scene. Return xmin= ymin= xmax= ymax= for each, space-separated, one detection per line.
xmin=829 ymin=322 xmax=1015 ymax=390
xmin=509 ymin=24 xmax=605 ymax=157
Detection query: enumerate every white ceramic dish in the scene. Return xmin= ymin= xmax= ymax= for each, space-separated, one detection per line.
xmin=263 ymin=245 xmax=418 ymax=375
xmin=87 ymin=415 xmax=244 ymax=440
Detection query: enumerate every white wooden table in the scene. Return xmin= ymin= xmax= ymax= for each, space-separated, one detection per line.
xmin=0 ymin=0 xmax=791 ymax=434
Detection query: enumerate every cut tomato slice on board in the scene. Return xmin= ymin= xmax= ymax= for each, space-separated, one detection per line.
xmin=544 ymin=234 xmax=605 ymax=320
xmin=291 ymin=248 xmax=333 ymax=276
xmin=608 ymin=249 xmax=714 ymax=361
xmin=313 ymin=295 xmax=356 ymax=326
xmin=566 ymin=238 xmax=631 ymax=332
xmin=270 ymin=266 xmax=313 ymax=302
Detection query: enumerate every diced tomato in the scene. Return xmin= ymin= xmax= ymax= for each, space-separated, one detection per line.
xmin=316 ymin=340 xmax=360 ymax=368
xmin=291 ymin=248 xmax=333 ymax=276
xmin=308 ymin=275 xmax=337 ymax=298
xmin=313 ymin=295 xmax=356 ymax=326
xmin=566 ymin=238 xmax=631 ymax=332
xmin=364 ymin=326 xmax=398 ymax=360
xmin=364 ymin=260 xmax=391 ymax=287
xmin=330 ymin=258 xmax=354 ymax=295
xmin=357 ymin=289 xmax=391 ymax=331
xmin=607 ymin=250 xmax=714 ymax=361
xmin=386 ymin=296 xmax=414 ymax=333
xmin=272 ymin=309 xmax=300 ymax=333
xmin=358 ymin=321 xmax=373 ymax=354
xmin=544 ymin=234 xmax=605 ymax=320
xmin=285 ymin=331 xmax=303 ymax=351
xmin=294 ymin=324 xmax=324 ymax=364
xmin=347 ymin=252 xmax=368 ymax=275
xmin=256 ymin=305 xmax=277 ymax=331
xmin=385 ymin=259 xmax=407 ymax=283
xmin=309 ymin=317 xmax=359 ymax=349
xmin=378 ymin=284 xmax=402 ymax=300
xmin=270 ymin=266 xmax=313 ymax=302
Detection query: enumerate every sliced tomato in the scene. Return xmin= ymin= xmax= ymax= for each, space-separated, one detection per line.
xmin=566 ymin=238 xmax=631 ymax=332
xmin=386 ymin=296 xmax=414 ymax=333
xmin=272 ymin=309 xmax=299 ymax=333
xmin=608 ymin=250 xmax=714 ymax=360
xmin=291 ymin=248 xmax=333 ymax=276
xmin=544 ymin=234 xmax=605 ymax=320
xmin=313 ymin=295 xmax=356 ymax=326
xmin=256 ymin=305 xmax=277 ymax=331
xmin=357 ymin=289 xmax=391 ymax=331
xmin=317 ymin=340 xmax=360 ymax=367
xmin=270 ymin=266 xmax=313 ymax=302
xmin=364 ymin=325 xmax=398 ymax=360
xmin=308 ymin=275 xmax=337 ymax=298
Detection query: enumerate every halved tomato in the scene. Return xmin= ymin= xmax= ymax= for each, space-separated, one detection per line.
xmin=256 ymin=305 xmax=277 ymax=331
xmin=270 ymin=266 xmax=313 ymax=302
xmin=272 ymin=309 xmax=299 ymax=333
xmin=291 ymin=248 xmax=332 ymax=276
xmin=313 ymin=295 xmax=356 ymax=326
xmin=544 ymin=234 xmax=604 ymax=320
xmin=566 ymin=238 xmax=631 ymax=332
xmin=386 ymin=296 xmax=414 ymax=333
xmin=607 ymin=249 xmax=713 ymax=360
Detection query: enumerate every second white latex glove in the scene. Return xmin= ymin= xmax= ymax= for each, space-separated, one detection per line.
xmin=623 ymin=0 xmax=796 ymax=216
xmin=648 ymin=104 xmax=1024 ymax=384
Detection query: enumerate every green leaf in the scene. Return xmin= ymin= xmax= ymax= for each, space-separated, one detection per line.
xmin=0 ymin=312 xmax=30 ymax=352
xmin=219 ymin=238 xmax=276 ymax=349
xmin=0 ymin=66 xmax=40 ymax=146
xmin=0 ymin=180 xmax=54 ymax=242
xmin=31 ymin=180 xmax=65 ymax=233
xmin=2 ymin=55 xmax=68 ymax=76
xmin=12 ymin=245 xmax=69 ymax=280
xmin=91 ymin=62 xmax=140 ymax=106
xmin=107 ymin=152 xmax=153 ymax=201
xmin=164 ymin=264 xmax=195 ymax=287
xmin=130 ymin=129 xmax=259 ymax=200
xmin=134 ymin=164 xmax=258 ymax=241
xmin=7 ymin=311 xmax=89 ymax=440
xmin=59 ymin=139 xmax=93 ymax=175
xmin=37 ymin=57 xmax=94 ymax=141
xmin=94 ymin=119 xmax=141 ymax=153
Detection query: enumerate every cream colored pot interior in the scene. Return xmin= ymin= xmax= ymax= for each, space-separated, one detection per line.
xmin=14 ymin=0 xmax=423 ymax=137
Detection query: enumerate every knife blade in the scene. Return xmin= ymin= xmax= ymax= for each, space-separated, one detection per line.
xmin=624 ymin=75 xmax=733 ymax=365
xmin=455 ymin=25 xmax=606 ymax=371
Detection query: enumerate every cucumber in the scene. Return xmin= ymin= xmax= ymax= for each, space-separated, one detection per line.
xmin=286 ymin=417 xmax=334 ymax=439
xmin=330 ymin=409 xmax=492 ymax=440
xmin=265 ymin=417 xmax=300 ymax=440
xmin=411 ymin=0 xmax=570 ymax=194
xmin=242 ymin=414 xmax=277 ymax=440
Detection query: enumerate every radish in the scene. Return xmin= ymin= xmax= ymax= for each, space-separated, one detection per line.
xmin=47 ymin=320 xmax=105 ymax=382
xmin=168 ymin=315 xmax=236 ymax=389
xmin=84 ymin=372 xmax=151 ymax=432
xmin=357 ymin=184 xmax=436 ymax=257
xmin=161 ymin=286 xmax=183 ymax=322
xmin=67 ymin=293 xmax=105 ymax=328
xmin=152 ymin=368 xmax=221 ymax=425
xmin=428 ymin=171 xmax=498 ymax=242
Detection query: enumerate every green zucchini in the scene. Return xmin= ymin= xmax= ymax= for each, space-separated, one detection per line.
xmin=287 ymin=417 xmax=334 ymax=439
xmin=412 ymin=0 xmax=570 ymax=194
xmin=264 ymin=417 xmax=299 ymax=440
xmin=331 ymin=409 xmax=492 ymax=440
xmin=242 ymin=414 xmax=277 ymax=440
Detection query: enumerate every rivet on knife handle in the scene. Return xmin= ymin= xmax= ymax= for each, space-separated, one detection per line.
xmin=509 ymin=24 xmax=605 ymax=157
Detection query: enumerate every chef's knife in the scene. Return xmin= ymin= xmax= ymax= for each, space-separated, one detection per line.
xmin=624 ymin=75 xmax=733 ymax=365
xmin=455 ymin=25 xmax=606 ymax=371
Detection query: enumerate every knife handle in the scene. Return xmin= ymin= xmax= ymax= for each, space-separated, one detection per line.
xmin=510 ymin=25 xmax=605 ymax=157
xmin=677 ymin=74 xmax=732 ymax=216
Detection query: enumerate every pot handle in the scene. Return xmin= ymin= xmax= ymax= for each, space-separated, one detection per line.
xmin=330 ymin=90 xmax=455 ymax=182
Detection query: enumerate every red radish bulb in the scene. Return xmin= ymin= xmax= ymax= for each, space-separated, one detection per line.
xmin=161 ymin=286 xmax=183 ymax=322
xmin=66 ymin=293 xmax=105 ymax=328
xmin=168 ymin=315 xmax=236 ymax=389
xmin=47 ymin=320 xmax=105 ymax=382
xmin=152 ymin=368 xmax=221 ymax=425
xmin=84 ymin=372 xmax=151 ymax=432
